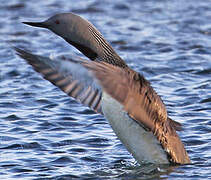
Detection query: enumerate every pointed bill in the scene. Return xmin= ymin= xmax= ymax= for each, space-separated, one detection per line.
xmin=22 ymin=21 xmax=49 ymax=28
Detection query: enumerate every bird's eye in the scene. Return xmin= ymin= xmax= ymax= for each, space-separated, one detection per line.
xmin=55 ymin=20 xmax=60 ymax=24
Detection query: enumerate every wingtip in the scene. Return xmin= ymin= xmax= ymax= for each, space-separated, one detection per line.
xmin=13 ymin=46 xmax=23 ymax=56
xmin=13 ymin=47 xmax=36 ymax=63
xmin=13 ymin=47 xmax=27 ymax=58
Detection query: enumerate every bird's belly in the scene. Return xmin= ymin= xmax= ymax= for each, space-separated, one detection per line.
xmin=101 ymin=92 xmax=169 ymax=164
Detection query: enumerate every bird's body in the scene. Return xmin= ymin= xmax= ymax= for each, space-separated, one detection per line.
xmin=15 ymin=12 xmax=190 ymax=164
xmin=102 ymin=92 xmax=169 ymax=164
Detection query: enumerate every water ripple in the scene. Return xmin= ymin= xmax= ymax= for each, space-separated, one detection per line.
xmin=0 ymin=0 xmax=210 ymax=179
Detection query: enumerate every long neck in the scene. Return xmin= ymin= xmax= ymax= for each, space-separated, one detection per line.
xmin=87 ymin=24 xmax=128 ymax=68
xmin=62 ymin=14 xmax=128 ymax=68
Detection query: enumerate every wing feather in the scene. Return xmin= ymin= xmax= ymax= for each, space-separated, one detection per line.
xmin=14 ymin=47 xmax=103 ymax=114
xmin=14 ymin=47 xmax=189 ymax=164
xmin=82 ymin=61 xmax=190 ymax=164
xmin=83 ymin=61 xmax=168 ymax=130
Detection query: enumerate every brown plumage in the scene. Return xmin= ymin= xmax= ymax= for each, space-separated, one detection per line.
xmin=82 ymin=61 xmax=190 ymax=164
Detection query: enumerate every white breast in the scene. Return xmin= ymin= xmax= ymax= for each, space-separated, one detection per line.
xmin=101 ymin=92 xmax=169 ymax=164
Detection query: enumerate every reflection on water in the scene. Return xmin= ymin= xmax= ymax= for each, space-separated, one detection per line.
xmin=0 ymin=0 xmax=210 ymax=179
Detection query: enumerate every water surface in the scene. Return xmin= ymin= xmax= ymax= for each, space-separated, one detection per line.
xmin=0 ymin=0 xmax=211 ymax=179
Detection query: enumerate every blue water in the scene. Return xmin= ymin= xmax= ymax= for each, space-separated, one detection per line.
xmin=0 ymin=0 xmax=211 ymax=179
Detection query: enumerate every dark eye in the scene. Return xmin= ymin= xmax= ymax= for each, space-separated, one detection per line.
xmin=55 ymin=20 xmax=60 ymax=24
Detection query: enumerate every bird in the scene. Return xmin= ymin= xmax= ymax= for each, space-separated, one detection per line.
xmin=14 ymin=12 xmax=190 ymax=164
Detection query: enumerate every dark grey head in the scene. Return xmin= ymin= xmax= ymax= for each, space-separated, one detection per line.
xmin=23 ymin=13 xmax=99 ymax=60
xmin=23 ymin=13 xmax=127 ymax=67
xmin=24 ymin=13 xmax=87 ymax=40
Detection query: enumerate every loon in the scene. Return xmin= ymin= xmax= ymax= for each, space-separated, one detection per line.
xmin=15 ymin=13 xmax=190 ymax=164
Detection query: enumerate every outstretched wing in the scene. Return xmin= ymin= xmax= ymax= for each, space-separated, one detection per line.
xmin=14 ymin=47 xmax=102 ymax=114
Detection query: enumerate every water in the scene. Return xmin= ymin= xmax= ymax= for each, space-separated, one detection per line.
xmin=0 ymin=0 xmax=210 ymax=179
